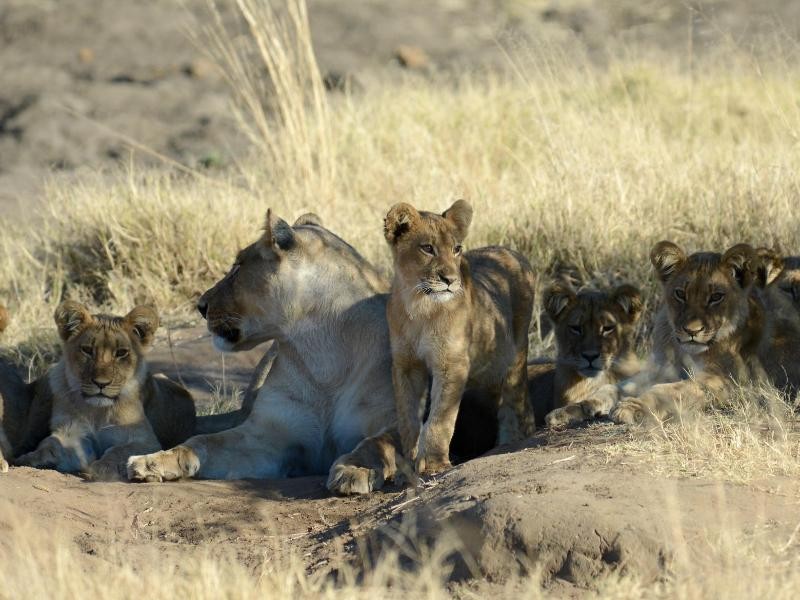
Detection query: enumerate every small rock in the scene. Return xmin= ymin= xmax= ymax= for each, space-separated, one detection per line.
xmin=394 ymin=45 xmax=429 ymax=69
xmin=78 ymin=47 xmax=94 ymax=64
xmin=183 ymin=58 xmax=218 ymax=79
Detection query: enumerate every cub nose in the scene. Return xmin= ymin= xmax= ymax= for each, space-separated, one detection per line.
xmin=92 ymin=377 xmax=111 ymax=388
xmin=197 ymin=300 xmax=208 ymax=319
xmin=582 ymin=352 xmax=600 ymax=363
xmin=438 ymin=273 xmax=454 ymax=285
xmin=683 ymin=322 xmax=704 ymax=336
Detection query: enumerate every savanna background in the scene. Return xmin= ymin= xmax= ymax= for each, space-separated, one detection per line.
xmin=1 ymin=1 xmax=800 ymax=597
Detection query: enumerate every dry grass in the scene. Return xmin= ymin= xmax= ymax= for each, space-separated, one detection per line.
xmin=2 ymin=0 xmax=800 ymax=596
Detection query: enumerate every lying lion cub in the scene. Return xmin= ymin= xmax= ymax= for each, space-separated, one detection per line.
xmin=15 ymin=301 xmax=196 ymax=480
xmin=533 ymin=279 xmax=643 ymax=429
xmin=385 ymin=200 xmax=536 ymax=475
xmin=562 ymin=242 xmax=800 ymax=425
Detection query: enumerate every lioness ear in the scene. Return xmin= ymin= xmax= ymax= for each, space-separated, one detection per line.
xmin=384 ymin=203 xmax=421 ymax=245
xmin=543 ymin=281 xmax=577 ymax=322
xmin=650 ymin=241 xmax=687 ymax=284
xmin=293 ymin=213 xmax=323 ymax=227
xmin=124 ymin=306 xmax=160 ymax=348
xmin=442 ymin=199 xmax=473 ymax=240
xmin=54 ymin=301 xmax=93 ymax=341
xmin=611 ymin=284 xmax=643 ymax=323
xmin=754 ymin=247 xmax=784 ymax=288
xmin=722 ymin=243 xmax=756 ymax=288
xmin=264 ymin=209 xmax=295 ymax=251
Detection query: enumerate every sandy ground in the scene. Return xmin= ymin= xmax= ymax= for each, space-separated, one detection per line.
xmin=2 ymin=425 xmax=798 ymax=593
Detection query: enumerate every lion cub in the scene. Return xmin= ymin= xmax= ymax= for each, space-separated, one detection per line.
xmin=533 ymin=279 xmax=644 ymax=428
xmin=384 ymin=199 xmax=536 ymax=475
xmin=15 ymin=301 xmax=196 ymax=480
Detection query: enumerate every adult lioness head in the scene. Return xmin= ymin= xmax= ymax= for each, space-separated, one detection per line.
xmin=383 ymin=199 xmax=473 ymax=314
xmin=55 ymin=301 xmax=159 ymax=407
xmin=544 ymin=280 xmax=642 ymax=377
xmin=198 ymin=211 xmax=387 ymax=352
xmin=650 ymin=241 xmax=757 ymax=356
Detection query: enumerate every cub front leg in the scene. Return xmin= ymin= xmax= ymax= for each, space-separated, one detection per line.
xmin=498 ymin=347 xmax=536 ymax=443
xmin=85 ymin=441 xmax=162 ymax=482
xmin=392 ymin=363 xmax=429 ymax=462
xmin=417 ymin=363 xmax=468 ymax=476
xmin=0 ymin=427 xmax=11 ymax=473
xmin=545 ymin=384 xmax=620 ymax=429
xmin=611 ymin=378 xmax=714 ymax=425
xmin=15 ymin=432 xmax=97 ymax=474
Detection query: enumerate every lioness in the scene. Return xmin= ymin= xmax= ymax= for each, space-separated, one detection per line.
xmin=565 ymin=242 xmax=800 ymax=425
xmin=384 ymin=200 xmax=535 ymax=475
xmin=534 ymin=279 xmax=643 ymax=429
xmin=15 ymin=302 xmax=196 ymax=480
xmin=127 ymin=212 xmax=403 ymax=494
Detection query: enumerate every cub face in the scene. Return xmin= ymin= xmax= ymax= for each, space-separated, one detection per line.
xmin=544 ymin=281 xmax=642 ymax=377
xmin=650 ymin=241 xmax=756 ymax=355
xmin=55 ymin=301 xmax=159 ymax=407
xmin=384 ymin=199 xmax=473 ymax=308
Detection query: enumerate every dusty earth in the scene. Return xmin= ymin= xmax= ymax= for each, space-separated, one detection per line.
xmin=3 ymin=0 xmax=800 ymax=595
xmin=2 ymin=425 xmax=798 ymax=594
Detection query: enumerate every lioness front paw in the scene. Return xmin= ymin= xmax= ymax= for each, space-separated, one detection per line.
xmin=415 ymin=453 xmax=452 ymax=477
xmin=0 ymin=456 xmax=8 ymax=474
xmin=610 ymin=397 xmax=655 ymax=425
xmin=127 ymin=447 xmax=200 ymax=483
xmin=15 ymin=446 xmax=57 ymax=470
xmin=326 ymin=462 xmax=381 ymax=496
xmin=83 ymin=459 xmax=125 ymax=482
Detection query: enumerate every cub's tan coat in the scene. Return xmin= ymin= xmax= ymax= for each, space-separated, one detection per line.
xmin=384 ymin=200 xmax=535 ymax=474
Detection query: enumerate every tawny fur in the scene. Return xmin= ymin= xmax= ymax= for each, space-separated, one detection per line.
xmin=534 ymin=280 xmax=644 ymax=429
xmin=571 ymin=242 xmax=800 ymax=425
xmin=384 ymin=200 xmax=535 ymax=475
xmin=15 ymin=302 xmax=196 ymax=481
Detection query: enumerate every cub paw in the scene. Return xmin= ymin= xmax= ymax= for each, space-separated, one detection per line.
xmin=15 ymin=447 xmax=56 ymax=470
xmin=415 ymin=454 xmax=452 ymax=477
xmin=545 ymin=406 xmax=580 ymax=429
xmin=127 ymin=447 xmax=199 ymax=483
xmin=83 ymin=459 xmax=125 ymax=482
xmin=326 ymin=462 xmax=381 ymax=496
xmin=0 ymin=456 xmax=8 ymax=474
xmin=610 ymin=397 xmax=651 ymax=425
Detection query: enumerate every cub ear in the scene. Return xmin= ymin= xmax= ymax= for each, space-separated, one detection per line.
xmin=650 ymin=241 xmax=687 ymax=284
xmin=384 ymin=203 xmax=421 ymax=245
xmin=54 ymin=301 xmax=93 ymax=341
xmin=124 ymin=305 xmax=160 ymax=348
xmin=543 ymin=281 xmax=577 ymax=322
xmin=754 ymin=247 xmax=784 ymax=288
xmin=293 ymin=213 xmax=323 ymax=227
xmin=722 ymin=243 xmax=756 ymax=288
xmin=263 ymin=209 xmax=295 ymax=251
xmin=0 ymin=304 xmax=8 ymax=334
xmin=611 ymin=284 xmax=643 ymax=323
xmin=442 ymin=199 xmax=473 ymax=240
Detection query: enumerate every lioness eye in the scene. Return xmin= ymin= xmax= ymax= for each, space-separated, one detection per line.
xmin=601 ymin=325 xmax=616 ymax=336
xmin=115 ymin=348 xmax=130 ymax=359
xmin=674 ymin=289 xmax=686 ymax=302
xmin=454 ymin=245 xmax=463 ymax=255
xmin=568 ymin=325 xmax=582 ymax=336
xmin=420 ymin=244 xmax=435 ymax=255
xmin=80 ymin=345 xmax=93 ymax=357
xmin=709 ymin=292 xmax=725 ymax=305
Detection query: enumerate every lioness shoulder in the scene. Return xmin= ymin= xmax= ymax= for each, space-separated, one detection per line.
xmin=384 ymin=199 xmax=535 ymax=475
xmin=15 ymin=301 xmax=196 ymax=480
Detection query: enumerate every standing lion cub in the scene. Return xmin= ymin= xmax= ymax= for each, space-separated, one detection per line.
xmin=15 ymin=301 xmax=196 ymax=480
xmin=385 ymin=199 xmax=536 ymax=475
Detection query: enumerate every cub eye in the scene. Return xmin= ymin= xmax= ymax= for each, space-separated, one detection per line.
xmin=80 ymin=345 xmax=93 ymax=357
xmin=601 ymin=324 xmax=616 ymax=336
xmin=453 ymin=245 xmax=463 ymax=255
xmin=674 ymin=289 xmax=686 ymax=302
xmin=568 ymin=325 xmax=582 ymax=336
xmin=708 ymin=292 xmax=725 ymax=305
xmin=115 ymin=348 xmax=130 ymax=359
xmin=420 ymin=244 xmax=435 ymax=256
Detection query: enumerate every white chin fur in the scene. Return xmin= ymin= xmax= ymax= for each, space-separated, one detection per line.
xmin=429 ymin=291 xmax=456 ymax=303
xmin=86 ymin=396 xmax=114 ymax=408
xmin=681 ymin=342 xmax=709 ymax=355
xmin=212 ymin=335 xmax=237 ymax=353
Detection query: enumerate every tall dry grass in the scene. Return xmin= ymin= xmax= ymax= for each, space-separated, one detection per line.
xmin=1 ymin=0 xmax=800 ymax=596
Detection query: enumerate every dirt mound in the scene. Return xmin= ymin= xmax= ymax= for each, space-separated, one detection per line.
xmin=4 ymin=426 xmax=797 ymax=593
